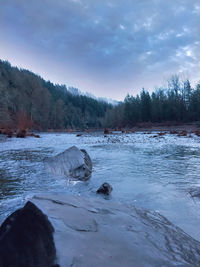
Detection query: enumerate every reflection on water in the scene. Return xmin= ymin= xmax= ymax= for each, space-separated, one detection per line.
xmin=0 ymin=132 xmax=200 ymax=240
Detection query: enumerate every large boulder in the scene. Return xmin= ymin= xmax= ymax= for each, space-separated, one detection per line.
xmin=31 ymin=194 xmax=200 ymax=267
xmin=44 ymin=146 xmax=92 ymax=181
xmin=0 ymin=201 xmax=58 ymax=267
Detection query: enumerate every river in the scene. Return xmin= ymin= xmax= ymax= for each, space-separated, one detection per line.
xmin=0 ymin=132 xmax=200 ymax=240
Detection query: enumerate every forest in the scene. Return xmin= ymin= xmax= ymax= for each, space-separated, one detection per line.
xmin=105 ymin=76 xmax=200 ymax=128
xmin=0 ymin=60 xmax=111 ymax=130
xmin=0 ymin=59 xmax=200 ymax=131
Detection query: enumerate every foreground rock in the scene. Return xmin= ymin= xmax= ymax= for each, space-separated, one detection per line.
xmin=0 ymin=201 xmax=58 ymax=267
xmin=31 ymin=194 xmax=200 ymax=267
xmin=44 ymin=146 xmax=92 ymax=180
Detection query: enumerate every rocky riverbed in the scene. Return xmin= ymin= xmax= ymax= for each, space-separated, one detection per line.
xmin=1 ymin=131 xmax=200 ymax=266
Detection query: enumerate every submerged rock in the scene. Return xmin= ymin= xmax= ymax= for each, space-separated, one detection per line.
xmin=27 ymin=133 xmax=40 ymax=138
xmin=44 ymin=146 xmax=92 ymax=181
xmin=0 ymin=201 xmax=58 ymax=267
xmin=32 ymin=194 xmax=200 ymax=267
xmin=97 ymin=182 xmax=113 ymax=195
xmin=189 ymin=187 xmax=200 ymax=198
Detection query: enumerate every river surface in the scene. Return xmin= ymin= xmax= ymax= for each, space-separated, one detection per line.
xmin=1 ymin=132 xmax=200 ymax=240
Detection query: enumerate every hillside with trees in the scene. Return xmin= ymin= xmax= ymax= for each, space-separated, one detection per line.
xmin=0 ymin=60 xmax=200 ymax=132
xmin=0 ymin=60 xmax=112 ymax=131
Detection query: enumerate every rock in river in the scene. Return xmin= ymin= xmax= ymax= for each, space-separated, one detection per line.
xmin=189 ymin=187 xmax=200 ymax=198
xmin=0 ymin=201 xmax=58 ymax=267
xmin=44 ymin=146 xmax=92 ymax=181
xmin=31 ymin=194 xmax=200 ymax=267
xmin=97 ymin=182 xmax=113 ymax=195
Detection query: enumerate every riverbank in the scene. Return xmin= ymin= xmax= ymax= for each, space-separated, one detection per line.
xmin=131 ymin=122 xmax=200 ymax=133
xmin=47 ymin=122 xmax=200 ymax=134
xmin=1 ymin=122 xmax=199 ymax=137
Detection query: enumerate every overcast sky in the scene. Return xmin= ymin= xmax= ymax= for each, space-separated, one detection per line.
xmin=0 ymin=0 xmax=200 ymax=100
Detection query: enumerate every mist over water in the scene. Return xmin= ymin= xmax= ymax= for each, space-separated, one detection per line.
xmin=1 ymin=132 xmax=200 ymax=240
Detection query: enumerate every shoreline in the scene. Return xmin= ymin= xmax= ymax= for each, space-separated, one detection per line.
xmin=47 ymin=122 xmax=200 ymax=133
xmin=0 ymin=122 xmax=200 ymax=137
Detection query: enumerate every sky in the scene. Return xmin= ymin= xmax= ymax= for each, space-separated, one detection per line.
xmin=0 ymin=0 xmax=200 ymax=100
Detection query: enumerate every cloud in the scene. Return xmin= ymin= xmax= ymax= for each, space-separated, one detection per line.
xmin=0 ymin=0 xmax=199 ymax=99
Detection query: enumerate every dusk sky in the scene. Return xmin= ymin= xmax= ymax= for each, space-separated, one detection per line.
xmin=0 ymin=0 xmax=200 ymax=100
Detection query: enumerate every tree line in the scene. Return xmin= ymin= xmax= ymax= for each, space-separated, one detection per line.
xmin=105 ymin=75 xmax=200 ymax=128
xmin=1 ymin=60 xmax=200 ymax=131
xmin=0 ymin=60 xmax=112 ymax=130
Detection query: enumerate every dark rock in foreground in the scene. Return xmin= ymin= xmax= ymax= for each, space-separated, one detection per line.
xmin=97 ymin=182 xmax=113 ymax=195
xmin=44 ymin=146 xmax=92 ymax=180
xmin=32 ymin=194 xmax=200 ymax=267
xmin=0 ymin=201 xmax=58 ymax=267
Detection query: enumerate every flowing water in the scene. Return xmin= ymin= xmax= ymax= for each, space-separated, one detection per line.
xmin=1 ymin=132 xmax=200 ymax=240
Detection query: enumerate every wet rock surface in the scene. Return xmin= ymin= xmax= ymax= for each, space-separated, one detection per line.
xmin=0 ymin=201 xmax=58 ymax=267
xmin=44 ymin=146 xmax=92 ymax=180
xmin=32 ymin=194 xmax=200 ymax=267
